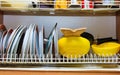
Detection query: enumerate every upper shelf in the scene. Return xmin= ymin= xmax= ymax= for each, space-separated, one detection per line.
xmin=0 ymin=0 xmax=120 ymax=16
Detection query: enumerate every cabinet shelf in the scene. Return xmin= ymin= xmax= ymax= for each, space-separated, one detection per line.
xmin=0 ymin=8 xmax=120 ymax=16
xmin=0 ymin=0 xmax=120 ymax=16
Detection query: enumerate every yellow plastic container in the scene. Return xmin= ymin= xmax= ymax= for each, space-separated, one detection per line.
xmin=55 ymin=0 xmax=68 ymax=9
xmin=92 ymin=42 xmax=120 ymax=57
xmin=58 ymin=37 xmax=90 ymax=58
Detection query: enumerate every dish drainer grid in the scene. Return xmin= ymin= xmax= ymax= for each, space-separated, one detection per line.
xmin=0 ymin=0 xmax=120 ymax=9
xmin=0 ymin=53 xmax=119 ymax=64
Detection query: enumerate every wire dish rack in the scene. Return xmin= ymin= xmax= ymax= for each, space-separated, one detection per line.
xmin=0 ymin=53 xmax=119 ymax=65
xmin=0 ymin=0 xmax=120 ymax=16
xmin=0 ymin=0 xmax=120 ymax=9
xmin=0 ymin=0 xmax=120 ymax=66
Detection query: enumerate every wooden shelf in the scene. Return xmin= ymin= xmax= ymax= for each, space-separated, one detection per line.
xmin=0 ymin=0 xmax=120 ymax=16
xmin=0 ymin=8 xmax=120 ymax=16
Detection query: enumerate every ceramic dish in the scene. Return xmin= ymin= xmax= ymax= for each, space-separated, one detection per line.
xmin=8 ymin=25 xmax=24 ymax=61
xmin=45 ymin=23 xmax=57 ymax=55
xmin=21 ymin=30 xmax=28 ymax=59
xmin=3 ymin=29 xmax=13 ymax=54
xmin=33 ymin=25 xmax=37 ymax=58
xmin=47 ymin=40 xmax=53 ymax=56
xmin=21 ymin=24 xmax=33 ymax=59
xmin=0 ymin=31 xmax=7 ymax=58
xmin=0 ymin=31 xmax=7 ymax=51
xmin=21 ymin=25 xmax=30 ymax=59
xmin=29 ymin=24 xmax=35 ymax=59
xmin=28 ymin=25 xmax=35 ymax=59
xmin=39 ymin=26 xmax=44 ymax=58
xmin=11 ymin=26 xmax=26 ymax=59
xmin=17 ymin=32 xmax=25 ymax=58
xmin=34 ymin=25 xmax=40 ymax=59
xmin=6 ymin=25 xmax=22 ymax=61
xmin=0 ymin=31 xmax=3 ymax=42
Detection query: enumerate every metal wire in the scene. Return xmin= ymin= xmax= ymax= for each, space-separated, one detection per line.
xmin=0 ymin=0 xmax=120 ymax=9
xmin=0 ymin=53 xmax=119 ymax=64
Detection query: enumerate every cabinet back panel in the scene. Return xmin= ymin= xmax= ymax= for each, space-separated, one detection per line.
xmin=4 ymin=15 xmax=116 ymax=39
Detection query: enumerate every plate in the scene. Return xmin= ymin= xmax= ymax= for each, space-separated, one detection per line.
xmin=45 ymin=23 xmax=57 ymax=55
xmin=21 ymin=28 xmax=28 ymax=59
xmin=3 ymin=29 xmax=13 ymax=54
xmin=11 ymin=26 xmax=26 ymax=59
xmin=39 ymin=26 xmax=44 ymax=58
xmin=33 ymin=26 xmax=36 ymax=58
xmin=6 ymin=25 xmax=22 ymax=61
xmin=29 ymin=24 xmax=35 ymax=59
xmin=16 ymin=31 xmax=25 ymax=58
xmin=0 ymin=31 xmax=7 ymax=58
xmin=8 ymin=25 xmax=24 ymax=61
xmin=8 ymin=26 xmax=24 ymax=60
xmin=21 ymin=24 xmax=33 ymax=59
xmin=34 ymin=25 xmax=40 ymax=60
xmin=0 ymin=31 xmax=3 ymax=42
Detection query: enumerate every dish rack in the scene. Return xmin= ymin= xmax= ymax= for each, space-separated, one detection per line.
xmin=0 ymin=0 xmax=120 ymax=9
xmin=0 ymin=0 xmax=120 ymax=66
xmin=0 ymin=53 xmax=120 ymax=65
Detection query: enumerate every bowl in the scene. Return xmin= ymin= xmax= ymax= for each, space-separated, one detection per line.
xmin=92 ymin=42 xmax=120 ymax=57
xmin=58 ymin=37 xmax=90 ymax=58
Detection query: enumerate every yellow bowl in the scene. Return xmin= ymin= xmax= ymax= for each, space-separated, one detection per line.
xmin=92 ymin=42 xmax=120 ymax=57
xmin=58 ymin=37 xmax=90 ymax=58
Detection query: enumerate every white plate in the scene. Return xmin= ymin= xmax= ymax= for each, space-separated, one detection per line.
xmin=0 ymin=31 xmax=7 ymax=58
xmin=39 ymin=26 xmax=44 ymax=58
xmin=29 ymin=24 xmax=35 ymax=59
xmin=34 ymin=25 xmax=40 ymax=59
xmin=3 ymin=29 xmax=13 ymax=54
xmin=33 ymin=25 xmax=36 ymax=58
xmin=2 ymin=32 xmax=7 ymax=53
xmin=0 ymin=31 xmax=3 ymax=41
xmin=8 ymin=25 xmax=24 ymax=61
xmin=21 ymin=29 xmax=28 ymax=59
xmin=10 ymin=26 xmax=26 ymax=59
xmin=21 ymin=24 xmax=33 ymax=59
xmin=45 ymin=24 xmax=57 ymax=55
xmin=8 ymin=26 xmax=23 ymax=60
xmin=6 ymin=25 xmax=22 ymax=61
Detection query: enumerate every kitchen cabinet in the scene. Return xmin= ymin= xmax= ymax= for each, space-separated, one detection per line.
xmin=0 ymin=0 xmax=120 ymax=74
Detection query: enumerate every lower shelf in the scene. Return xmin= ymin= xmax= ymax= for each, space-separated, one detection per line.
xmin=0 ymin=64 xmax=120 ymax=72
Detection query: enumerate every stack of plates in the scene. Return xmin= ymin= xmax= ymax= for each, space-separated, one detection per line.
xmin=44 ymin=23 xmax=58 ymax=57
xmin=6 ymin=25 xmax=26 ymax=61
xmin=0 ymin=24 xmax=7 ymax=58
xmin=0 ymin=23 xmax=58 ymax=62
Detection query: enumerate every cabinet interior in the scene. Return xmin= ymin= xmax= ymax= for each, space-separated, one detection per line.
xmin=0 ymin=0 xmax=120 ymax=67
